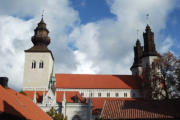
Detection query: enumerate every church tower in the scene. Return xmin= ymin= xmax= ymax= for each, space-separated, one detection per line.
xmin=23 ymin=17 xmax=54 ymax=91
xmin=131 ymin=39 xmax=143 ymax=76
xmin=142 ymin=24 xmax=158 ymax=70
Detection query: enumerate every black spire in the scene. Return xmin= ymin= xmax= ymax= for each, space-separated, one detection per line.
xmin=131 ymin=39 xmax=143 ymax=70
xmin=142 ymin=24 xmax=158 ymax=57
xmin=25 ymin=17 xmax=51 ymax=52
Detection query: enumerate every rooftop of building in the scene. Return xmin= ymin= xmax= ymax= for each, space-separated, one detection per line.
xmin=55 ymin=74 xmax=141 ymax=89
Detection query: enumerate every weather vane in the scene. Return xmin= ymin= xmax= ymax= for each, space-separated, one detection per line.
xmin=146 ymin=14 xmax=149 ymax=25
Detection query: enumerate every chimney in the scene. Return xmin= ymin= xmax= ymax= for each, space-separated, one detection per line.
xmin=0 ymin=77 xmax=8 ymax=88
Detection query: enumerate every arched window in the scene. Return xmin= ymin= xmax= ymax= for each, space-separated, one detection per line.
xmin=32 ymin=61 xmax=36 ymax=69
xmin=39 ymin=61 xmax=44 ymax=68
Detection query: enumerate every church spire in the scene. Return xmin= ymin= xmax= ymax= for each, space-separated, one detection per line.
xmin=25 ymin=16 xmax=51 ymax=52
xmin=142 ymin=24 xmax=158 ymax=57
xmin=131 ymin=39 xmax=143 ymax=70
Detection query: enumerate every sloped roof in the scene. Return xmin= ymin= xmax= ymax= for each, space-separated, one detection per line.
xmin=100 ymin=99 xmax=180 ymax=119
xmin=56 ymin=74 xmax=141 ymax=89
xmin=23 ymin=91 xmax=86 ymax=103
xmin=0 ymin=85 xmax=51 ymax=120
xmin=92 ymin=98 xmax=137 ymax=115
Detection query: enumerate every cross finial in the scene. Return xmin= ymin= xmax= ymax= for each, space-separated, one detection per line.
xmin=42 ymin=10 xmax=44 ymax=18
xmin=146 ymin=14 xmax=149 ymax=25
xmin=136 ymin=29 xmax=139 ymax=39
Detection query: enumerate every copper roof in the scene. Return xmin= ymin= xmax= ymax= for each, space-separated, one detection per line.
xmin=56 ymin=74 xmax=141 ymax=89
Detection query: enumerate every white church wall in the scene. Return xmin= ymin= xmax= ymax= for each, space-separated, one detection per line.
xmin=65 ymin=103 xmax=91 ymax=120
xmin=57 ymin=88 xmax=141 ymax=98
xmin=23 ymin=52 xmax=53 ymax=90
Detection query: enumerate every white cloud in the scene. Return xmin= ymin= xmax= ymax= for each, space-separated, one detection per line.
xmin=70 ymin=0 xmax=176 ymax=74
xmin=159 ymin=36 xmax=173 ymax=53
xmin=0 ymin=0 xmax=177 ymax=90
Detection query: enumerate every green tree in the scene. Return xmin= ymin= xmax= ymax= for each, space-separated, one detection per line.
xmin=47 ymin=107 xmax=67 ymax=120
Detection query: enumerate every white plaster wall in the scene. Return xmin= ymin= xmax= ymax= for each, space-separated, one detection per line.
xmin=23 ymin=52 xmax=53 ymax=90
xmin=65 ymin=103 xmax=90 ymax=120
xmin=57 ymin=88 xmax=141 ymax=98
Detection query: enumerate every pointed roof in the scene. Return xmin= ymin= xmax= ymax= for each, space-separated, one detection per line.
xmin=143 ymin=24 xmax=158 ymax=57
xmin=131 ymin=39 xmax=143 ymax=70
xmin=25 ymin=17 xmax=54 ymax=59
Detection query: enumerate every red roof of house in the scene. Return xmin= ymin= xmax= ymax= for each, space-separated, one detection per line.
xmin=92 ymin=98 xmax=137 ymax=115
xmin=55 ymin=74 xmax=141 ymax=89
xmin=23 ymin=91 xmax=86 ymax=103
xmin=0 ymin=85 xmax=51 ymax=120
xmin=100 ymin=99 xmax=180 ymax=119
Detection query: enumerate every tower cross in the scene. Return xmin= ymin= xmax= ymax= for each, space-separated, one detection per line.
xmin=42 ymin=10 xmax=44 ymax=18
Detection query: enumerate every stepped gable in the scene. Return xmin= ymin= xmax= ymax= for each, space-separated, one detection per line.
xmin=55 ymin=74 xmax=141 ymax=89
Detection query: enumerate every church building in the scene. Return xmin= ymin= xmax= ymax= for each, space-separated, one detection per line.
xmin=22 ymin=17 xmax=169 ymax=120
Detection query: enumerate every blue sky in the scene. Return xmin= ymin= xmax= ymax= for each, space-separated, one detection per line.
xmin=0 ymin=0 xmax=179 ymax=90
xmin=70 ymin=0 xmax=116 ymax=24
xmin=70 ymin=0 xmax=180 ymax=56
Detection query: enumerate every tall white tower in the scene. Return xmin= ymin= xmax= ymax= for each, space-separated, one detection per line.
xmin=23 ymin=18 xmax=54 ymax=91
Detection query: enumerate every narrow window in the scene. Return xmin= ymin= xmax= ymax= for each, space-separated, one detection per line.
xmin=32 ymin=61 xmax=36 ymax=69
xmin=98 ymin=93 xmax=101 ymax=97
xmin=39 ymin=61 xmax=44 ymax=68
xmin=90 ymin=93 xmax=93 ymax=97
xmin=107 ymin=93 xmax=110 ymax=97
xmin=115 ymin=93 xmax=119 ymax=97
xmin=124 ymin=93 xmax=127 ymax=97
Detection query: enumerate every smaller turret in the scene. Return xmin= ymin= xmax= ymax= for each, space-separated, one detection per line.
xmin=131 ymin=39 xmax=143 ymax=76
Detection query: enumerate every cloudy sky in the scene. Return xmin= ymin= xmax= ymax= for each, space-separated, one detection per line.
xmin=0 ymin=0 xmax=179 ymax=90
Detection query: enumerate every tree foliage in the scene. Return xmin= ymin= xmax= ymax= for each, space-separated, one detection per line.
xmin=47 ymin=107 xmax=67 ymax=120
xmin=143 ymin=51 xmax=179 ymax=100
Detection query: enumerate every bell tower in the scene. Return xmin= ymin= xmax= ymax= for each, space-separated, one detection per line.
xmin=23 ymin=17 xmax=54 ymax=91
xmin=131 ymin=39 xmax=143 ymax=76
xmin=142 ymin=24 xmax=158 ymax=69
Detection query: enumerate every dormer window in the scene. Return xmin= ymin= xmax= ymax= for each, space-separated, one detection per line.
xmin=39 ymin=61 xmax=44 ymax=68
xmin=32 ymin=61 xmax=36 ymax=69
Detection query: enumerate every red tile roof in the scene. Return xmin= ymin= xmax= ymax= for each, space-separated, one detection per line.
xmin=100 ymin=99 xmax=180 ymax=119
xmin=56 ymin=74 xmax=141 ymax=89
xmin=23 ymin=91 xmax=86 ymax=103
xmin=0 ymin=85 xmax=51 ymax=120
xmin=92 ymin=98 xmax=137 ymax=115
